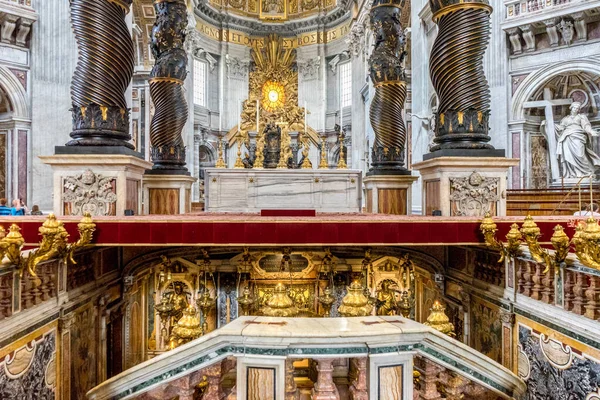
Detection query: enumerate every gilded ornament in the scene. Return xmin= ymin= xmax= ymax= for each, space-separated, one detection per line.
xmin=215 ymin=137 xmax=226 ymax=168
xmin=318 ymin=136 xmax=328 ymax=169
xmin=318 ymin=287 xmax=335 ymax=317
xmin=0 ymin=213 xmax=96 ymax=279
xmin=479 ymin=213 xmax=522 ymax=262
xmin=520 ymin=215 xmax=570 ymax=274
xmin=261 ymin=282 xmax=299 ymax=317
xmin=424 ymin=300 xmax=455 ymax=337
xmin=170 ymin=305 xmax=202 ymax=347
xmin=237 ymin=286 xmax=255 ymax=316
xmin=338 ymin=281 xmax=373 ymax=317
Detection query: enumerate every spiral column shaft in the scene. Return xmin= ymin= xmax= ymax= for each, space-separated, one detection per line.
xmin=429 ymin=0 xmax=493 ymax=151
xmin=367 ymin=0 xmax=409 ymax=174
xmin=68 ymin=0 xmax=134 ymax=148
xmin=148 ymin=0 xmax=189 ymax=174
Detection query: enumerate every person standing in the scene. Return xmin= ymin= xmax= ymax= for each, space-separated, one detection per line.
xmin=0 ymin=198 xmax=11 ymax=216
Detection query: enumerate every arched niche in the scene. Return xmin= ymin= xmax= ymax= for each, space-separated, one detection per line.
xmin=510 ymin=61 xmax=600 ymax=188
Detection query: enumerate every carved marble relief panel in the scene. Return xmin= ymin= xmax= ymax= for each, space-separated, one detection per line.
xmin=70 ymin=304 xmax=98 ymax=400
xmin=63 ymin=169 xmax=117 ymax=216
xmin=0 ymin=327 xmax=57 ymax=399
xmin=518 ymin=316 xmax=600 ymax=399
xmin=449 ymin=172 xmax=499 ymax=217
xmin=470 ymin=295 xmax=502 ymax=364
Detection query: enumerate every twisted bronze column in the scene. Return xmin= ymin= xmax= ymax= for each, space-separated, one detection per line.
xmin=68 ymin=0 xmax=134 ymax=148
xmin=429 ymin=0 xmax=493 ymax=151
xmin=368 ymin=0 xmax=409 ymax=175
xmin=148 ymin=0 xmax=189 ymax=173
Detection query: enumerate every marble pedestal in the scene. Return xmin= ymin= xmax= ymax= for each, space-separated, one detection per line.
xmin=39 ymin=154 xmax=152 ymax=216
xmin=412 ymin=157 xmax=519 ymax=217
xmin=363 ymin=175 xmax=418 ymax=215
xmin=142 ymin=174 xmax=196 ymax=215
xmin=204 ymin=169 xmax=362 ymax=213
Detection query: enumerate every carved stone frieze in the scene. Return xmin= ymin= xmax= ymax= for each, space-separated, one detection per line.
xmin=298 ymin=56 xmax=320 ymax=80
xmin=225 ymin=54 xmax=248 ymax=79
xmin=63 ymin=169 xmax=117 ymax=216
xmin=449 ymin=171 xmax=499 ymax=217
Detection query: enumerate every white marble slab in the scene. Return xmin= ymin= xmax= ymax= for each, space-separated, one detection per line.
xmin=204 ymin=168 xmax=362 ymax=213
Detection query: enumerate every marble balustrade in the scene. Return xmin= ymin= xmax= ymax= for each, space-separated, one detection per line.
xmin=87 ymin=316 xmax=525 ymax=400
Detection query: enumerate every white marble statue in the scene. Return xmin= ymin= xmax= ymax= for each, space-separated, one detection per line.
xmin=553 ymin=102 xmax=600 ymax=179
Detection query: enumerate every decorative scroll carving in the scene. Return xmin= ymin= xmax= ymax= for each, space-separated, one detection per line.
xmin=449 ymin=172 xmax=499 ymax=216
xmin=149 ymin=0 xmax=189 ymax=173
xmin=63 ymin=169 xmax=117 ymax=216
xmin=429 ymin=0 xmax=493 ymax=150
xmin=298 ymin=56 xmax=320 ymax=80
xmin=346 ymin=24 xmax=365 ymax=57
xmin=368 ymin=0 xmax=409 ymax=174
xmin=68 ymin=0 xmax=134 ymax=148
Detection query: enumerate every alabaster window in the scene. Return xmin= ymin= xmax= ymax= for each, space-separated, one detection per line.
xmin=194 ymin=58 xmax=207 ymax=107
xmin=339 ymin=61 xmax=352 ymax=108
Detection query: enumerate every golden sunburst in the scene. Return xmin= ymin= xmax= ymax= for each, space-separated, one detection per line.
xmin=262 ymin=80 xmax=285 ymax=112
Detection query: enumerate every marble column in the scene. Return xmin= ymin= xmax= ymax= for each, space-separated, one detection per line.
xmin=203 ymin=363 xmax=223 ymax=400
xmin=285 ymin=359 xmax=300 ymax=400
xmin=311 ymin=358 xmax=340 ymax=400
xmin=418 ymin=358 xmax=443 ymax=400
xmin=349 ymin=357 xmax=368 ymax=400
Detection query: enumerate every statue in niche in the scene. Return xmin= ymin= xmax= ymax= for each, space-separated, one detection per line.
xmin=551 ymin=102 xmax=600 ymax=179
xmin=166 ymin=282 xmax=190 ymax=323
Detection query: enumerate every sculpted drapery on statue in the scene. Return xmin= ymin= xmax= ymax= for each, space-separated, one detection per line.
xmin=428 ymin=0 xmax=493 ymax=151
xmin=367 ymin=0 xmax=409 ymax=174
xmin=67 ymin=0 xmax=134 ymax=148
xmin=148 ymin=0 xmax=189 ymax=173
xmin=553 ymin=102 xmax=600 ymax=179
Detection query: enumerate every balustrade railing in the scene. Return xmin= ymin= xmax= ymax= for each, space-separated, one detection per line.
xmin=515 ymin=257 xmax=600 ymax=321
xmin=506 ymin=0 xmax=573 ymax=19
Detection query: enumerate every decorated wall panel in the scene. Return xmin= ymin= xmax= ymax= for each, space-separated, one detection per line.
xmin=0 ymin=323 xmax=58 ymax=399
xmin=70 ymin=303 xmax=98 ymax=400
xmin=470 ymin=295 xmax=502 ymax=364
xmin=517 ymin=315 xmax=600 ymax=399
